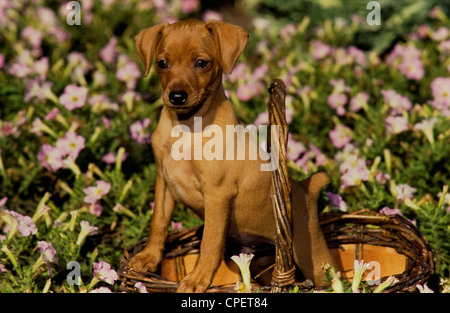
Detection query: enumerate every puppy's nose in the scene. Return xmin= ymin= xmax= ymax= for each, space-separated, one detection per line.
xmin=169 ymin=91 xmax=188 ymax=106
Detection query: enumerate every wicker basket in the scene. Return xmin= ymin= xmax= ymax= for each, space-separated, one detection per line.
xmin=118 ymin=80 xmax=434 ymax=293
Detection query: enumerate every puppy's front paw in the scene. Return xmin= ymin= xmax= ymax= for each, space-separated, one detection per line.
xmin=128 ymin=249 xmax=161 ymax=273
xmin=177 ymin=269 xmax=212 ymax=293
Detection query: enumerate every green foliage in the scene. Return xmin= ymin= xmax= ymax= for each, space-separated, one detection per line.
xmin=0 ymin=0 xmax=449 ymax=293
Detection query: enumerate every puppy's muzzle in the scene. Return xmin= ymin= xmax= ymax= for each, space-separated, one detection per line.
xmin=169 ymin=91 xmax=188 ymax=106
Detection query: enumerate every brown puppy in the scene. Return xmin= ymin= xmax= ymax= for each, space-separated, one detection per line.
xmin=128 ymin=19 xmax=336 ymax=292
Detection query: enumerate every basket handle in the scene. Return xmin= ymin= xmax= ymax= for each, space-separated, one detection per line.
xmin=267 ymin=79 xmax=296 ymax=292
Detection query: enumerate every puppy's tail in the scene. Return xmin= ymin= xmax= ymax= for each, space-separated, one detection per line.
xmin=297 ymin=172 xmax=330 ymax=202
xmin=290 ymin=172 xmax=337 ymax=286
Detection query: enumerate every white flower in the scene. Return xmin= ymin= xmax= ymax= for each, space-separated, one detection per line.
xmin=89 ymin=287 xmax=112 ymax=293
xmin=352 ymin=260 xmax=369 ymax=293
xmin=373 ymin=276 xmax=399 ymax=293
xmin=414 ymin=117 xmax=438 ymax=144
xmin=76 ymin=220 xmax=98 ymax=246
xmin=231 ymin=253 xmax=254 ymax=293
xmin=331 ymin=271 xmax=344 ymax=293
xmin=134 ymin=282 xmax=148 ymax=293
xmin=416 ymin=283 xmax=434 ymax=293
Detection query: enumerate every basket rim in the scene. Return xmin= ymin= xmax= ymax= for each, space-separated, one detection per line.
xmin=118 ymin=209 xmax=435 ymax=293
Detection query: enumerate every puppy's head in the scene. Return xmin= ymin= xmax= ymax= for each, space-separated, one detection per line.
xmin=135 ymin=20 xmax=248 ymax=114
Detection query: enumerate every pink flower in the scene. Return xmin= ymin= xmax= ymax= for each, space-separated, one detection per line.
xmin=438 ymin=40 xmax=450 ymax=54
xmin=130 ymin=118 xmax=151 ymax=144
xmin=237 ymin=83 xmax=257 ymax=101
xmin=31 ymin=117 xmax=45 ymax=136
xmin=399 ymin=58 xmax=424 ymax=80
xmin=171 ymin=221 xmax=183 ymax=230
xmin=101 ymin=152 xmax=116 ymax=164
xmin=116 ymin=61 xmax=140 ymax=90
xmin=308 ymin=143 xmax=327 ymax=167
xmin=430 ymin=77 xmax=450 ymax=111
xmin=99 ymin=37 xmax=118 ymax=64
xmin=45 ymin=108 xmax=59 ymax=121
xmin=38 ymin=144 xmax=64 ymax=172
xmin=21 ymin=26 xmax=43 ymax=50
xmin=285 ymin=107 xmax=293 ymax=124
xmin=83 ymin=180 xmax=111 ymax=204
xmin=226 ymin=63 xmax=248 ymax=82
xmin=327 ymin=93 xmax=347 ymax=116
xmin=180 ymin=0 xmax=199 ymax=14
xmin=326 ymin=192 xmax=348 ymax=212
xmin=280 ymin=23 xmax=296 ymax=40
xmin=59 ymin=85 xmax=88 ymax=111
xmin=333 ymin=47 xmax=353 ymax=66
xmin=102 ymin=151 xmax=129 ymax=164
xmin=329 ymin=124 xmax=352 ymax=149
xmin=252 ymin=64 xmax=269 ymax=81
xmin=339 ymin=155 xmax=370 ymax=188
xmin=253 ymin=107 xmax=293 ymax=127
xmin=431 ymin=26 xmax=449 ymax=41
xmin=38 ymin=241 xmax=58 ymax=274
xmin=311 ymin=41 xmax=331 ymax=60
xmin=24 ymin=79 xmax=54 ymax=103
xmin=88 ymin=203 xmax=103 ymax=217
xmin=33 ymin=57 xmax=49 ymax=80
xmin=134 ymin=282 xmax=148 ymax=293
xmin=287 ymin=135 xmax=306 ymax=161
xmin=385 ymin=116 xmax=409 ymax=135
xmin=55 ymin=131 xmax=85 ymax=159
xmin=396 ymin=184 xmax=416 ymax=201
xmin=348 ymin=46 xmax=366 ymax=66
xmin=8 ymin=62 xmax=31 ymax=78
xmin=417 ymin=25 xmax=429 ymax=39
xmin=202 ymin=10 xmax=223 ymax=22
xmin=89 ymin=287 xmax=112 ymax=293
xmin=295 ymin=151 xmax=313 ymax=174
xmin=350 ymin=92 xmax=369 ymax=112
xmin=0 ymin=122 xmax=19 ymax=138
xmin=254 ymin=111 xmax=269 ymax=127
xmin=379 ymin=207 xmax=403 ymax=216
xmin=375 ymin=171 xmax=390 ymax=184
xmin=341 ymin=166 xmax=370 ymax=188
xmin=94 ymin=261 xmax=118 ymax=285
xmin=67 ymin=52 xmax=92 ymax=74
xmin=88 ymin=94 xmax=119 ymax=112
xmin=381 ymin=90 xmax=412 ymax=114
xmin=386 ymin=44 xmax=422 ymax=79
xmin=400 ymin=44 xmax=421 ymax=60
xmin=0 ymin=54 xmax=4 ymax=69
xmin=330 ymin=79 xmax=351 ymax=94
xmin=5 ymin=210 xmax=38 ymax=237
xmin=339 ymin=155 xmax=366 ymax=174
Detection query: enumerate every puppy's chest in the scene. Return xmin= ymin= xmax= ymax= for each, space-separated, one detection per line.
xmin=162 ymin=156 xmax=204 ymax=209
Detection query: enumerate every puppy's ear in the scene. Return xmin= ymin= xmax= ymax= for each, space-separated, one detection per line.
xmin=205 ymin=20 xmax=249 ymax=74
xmin=135 ymin=23 xmax=168 ymax=77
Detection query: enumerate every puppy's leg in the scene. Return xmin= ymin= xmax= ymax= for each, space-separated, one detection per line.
xmin=129 ymin=173 xmax=175 ymax=273
xmin=177 ymin=193 xmax=231 ymax=293
xmin=291 ymin=173 xmax=337 ymax=286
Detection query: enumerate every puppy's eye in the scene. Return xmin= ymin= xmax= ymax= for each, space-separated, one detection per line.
xmin=195 ymin=59 xmax=209 ymax=69
xmin=157 ymin=60 xmax=168 ymax=69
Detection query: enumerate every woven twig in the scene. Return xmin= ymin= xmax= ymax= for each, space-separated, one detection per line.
xmin=118 ymin=209 xmax=434 ymax=293
xmin=319 ymin=209 xmax=434 ymax=293
xmin=266 ymin=79 xmax=296 ymax=292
